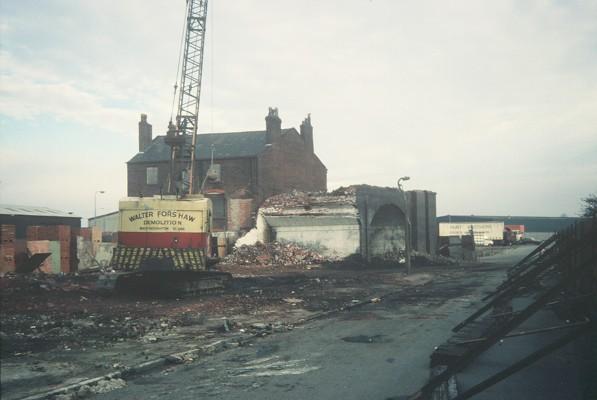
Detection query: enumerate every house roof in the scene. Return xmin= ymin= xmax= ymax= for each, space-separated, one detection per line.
xmin=128 ymin=129 xmax=295 ymax=164
xmin=0 ymin=204 xmax=80 ymax=218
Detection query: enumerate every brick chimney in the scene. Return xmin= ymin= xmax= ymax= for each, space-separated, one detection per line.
xmin=300 ymin=113 xmax=314 ymax=153
xmin=265 ymin=107 xmax=281 ymax=144
xmin=138 ymin=113 xmax=152 ymax=152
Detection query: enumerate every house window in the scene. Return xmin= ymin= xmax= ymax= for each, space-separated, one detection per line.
xmin=146 ymin=167 xmax=159 ymax=185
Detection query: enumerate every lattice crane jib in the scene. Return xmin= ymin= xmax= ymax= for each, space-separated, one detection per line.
xmin=166 ymin=0 xmax=208 ymax=195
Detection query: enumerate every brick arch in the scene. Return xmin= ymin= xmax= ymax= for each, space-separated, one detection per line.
xmin=353 ymin=186 xmax=410 ymax=262
xmin=369 ymin=204 xmax=408 ymax=261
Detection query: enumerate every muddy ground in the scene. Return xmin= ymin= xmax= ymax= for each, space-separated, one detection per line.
xmin=1 ymin=259 xmax=487 ymax=400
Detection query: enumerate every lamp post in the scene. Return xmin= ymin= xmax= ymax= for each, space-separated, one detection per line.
xmin=397 ymin=176 xmax=410 ymax=190
xmin=94 ymin=190 xmax=106 ymax=220
xmin=397 ymin=177 xmax=412 ymax=275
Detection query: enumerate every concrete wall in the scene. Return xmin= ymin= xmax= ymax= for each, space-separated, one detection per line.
xmin=77 ymin=237 xmax=115 ymax=270
xmin=354 ymin=186 xmax=408 ymax=262
xmin=267 ymin=216 xmax=360 ymax=258
xmin=368 ymin=204 xmax=407 ymax=260
xmin=407 ymin=190 xmax=438 ymax=255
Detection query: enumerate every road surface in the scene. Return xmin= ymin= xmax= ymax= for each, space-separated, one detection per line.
xmin=98 ymin=246 xmax=534 ymax=400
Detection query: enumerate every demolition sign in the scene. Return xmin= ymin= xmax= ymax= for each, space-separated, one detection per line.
xmin=119 ymin=209 xmax=205 ymax=233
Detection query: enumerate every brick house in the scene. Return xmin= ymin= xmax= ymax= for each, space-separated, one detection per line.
xmin=127 ymin=108 xmax=327 ymax=232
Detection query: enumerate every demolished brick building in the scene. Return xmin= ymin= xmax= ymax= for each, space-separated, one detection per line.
xmin=238 ymin=186 xmax=437 ymax=261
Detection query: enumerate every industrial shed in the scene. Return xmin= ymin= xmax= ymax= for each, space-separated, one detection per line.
xmin=88 ymin=211 xmax=119 ymax=233
xmin=0 ymin=205 xmax=81 ymax=239
xmin=436 ymin=215 xmax=579 ymax=241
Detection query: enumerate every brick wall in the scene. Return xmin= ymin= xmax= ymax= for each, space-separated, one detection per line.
xmin=257 ymin=128 xmax=327 ymax=205
xmin=227 ymin=199 xmax=254 ymax=231
xmin=127 ymin=161 xmax=170 ymax=197
xmin=197 ymin=158 xmax=257 ymax=195
xmin=128 ymin=158 xmax=259 ymax=198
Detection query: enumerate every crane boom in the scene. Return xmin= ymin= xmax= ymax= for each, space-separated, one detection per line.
xmin=166 ymin=0 xmax=209 ymax=195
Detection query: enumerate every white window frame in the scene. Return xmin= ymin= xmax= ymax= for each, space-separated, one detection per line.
xmin=146 ymin=166 xmax=159 ymax=185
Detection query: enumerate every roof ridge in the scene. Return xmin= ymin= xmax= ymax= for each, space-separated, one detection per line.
xmin=154 ymin=130 xmax=268 ymax=137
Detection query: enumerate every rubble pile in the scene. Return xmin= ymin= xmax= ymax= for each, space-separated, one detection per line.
xmin=330 ymin=186 xmax=358 ymax=197
xmin=261 ymin=190 xmax=356 ymax=215
xmin=222 ymin=241 xmax=336 ymax=266
xmin=0 ymin=272 xmax=93 ymax=295
xmin=0 ymin=311 xmax=165 ymax=356
xmin=260 ymin=190 xmax=315 ymax=210
xmin=374 ymin=249 xmax=407 ymax=263
xmin=0 ymin=273 xmax=182 ymax=356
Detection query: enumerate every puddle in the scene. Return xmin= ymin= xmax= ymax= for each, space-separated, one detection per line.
xmin=340 ymin=311 xmax=386 ymax=321
xmin=341 ymin=334 xmax=391 ymax=344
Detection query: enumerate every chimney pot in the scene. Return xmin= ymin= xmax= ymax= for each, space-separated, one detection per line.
xmin=300 ymin=113 xmax=314 ymax=153
xmin=138 ymin=113 xmax=153 ymax=152
xmin=265 ymin=107 xmax=282 ymax=144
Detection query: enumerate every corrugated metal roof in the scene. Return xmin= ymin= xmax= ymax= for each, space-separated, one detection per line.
xmin=128 ymin=129 xmax=295 ymax=164
xmin=0 ymin=204 xmax=80 ymax=218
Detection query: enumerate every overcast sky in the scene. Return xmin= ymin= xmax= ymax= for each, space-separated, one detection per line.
xmin=1 ymin=0 xmax=596 ymax=220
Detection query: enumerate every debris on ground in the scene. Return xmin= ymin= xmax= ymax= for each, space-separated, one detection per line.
xmin=221 ymin=241 xmax=337 ymax=267
xmin=0 ymin=256 xmax=468 ymax=400
xmin=283 ymin=298 xmax=304 ymax=305
xmin=411 ymin=251 xmax=457 ymax=266
xmin=91 ymin=378 xmax=127 ymax=394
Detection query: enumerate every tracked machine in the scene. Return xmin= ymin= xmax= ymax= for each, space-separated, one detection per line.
xmin=101 ymin=0 xmax=231 ymax=295
xmin=101 ymin=196 xmax=231 ymax=295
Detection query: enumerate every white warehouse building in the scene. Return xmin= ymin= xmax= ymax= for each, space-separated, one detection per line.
xmin=438 ymin=221 xmax=504 ymax=246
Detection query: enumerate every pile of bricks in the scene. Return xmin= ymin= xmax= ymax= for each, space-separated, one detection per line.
xmin=261 ymin=190 xmax=314 ymax=210
xmin=26 ymin=225 xmax=77 ymax=273
xmin=222 ymin=241 xmax=335 ymax=266
xmin=329 ymin=186 xmax=358 ymax=196
xmin=261 ymin=189 xmax=356 ymax=215
xmin=0 ymin=224 xmax=16 ymax=273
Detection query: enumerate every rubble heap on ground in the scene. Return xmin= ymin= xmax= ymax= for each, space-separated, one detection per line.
xmin=221 ymin=241 xmax=337 ymax=266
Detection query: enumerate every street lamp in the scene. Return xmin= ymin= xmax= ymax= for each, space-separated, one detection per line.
xmin=94 ymin=190 xmax=106 ymax=220
xmin=397 ymin=177 xmax=412 ymax=274
xmin=397 ymin=176 xmax=410 ymax=190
